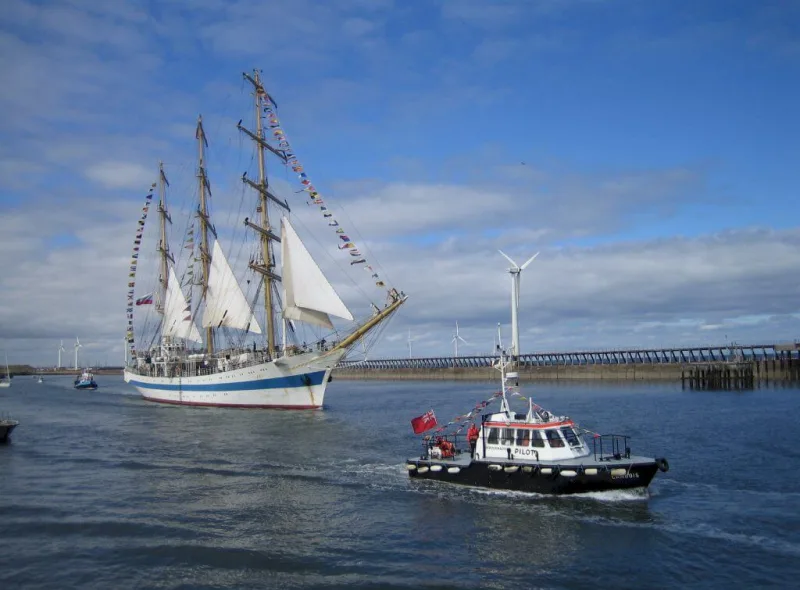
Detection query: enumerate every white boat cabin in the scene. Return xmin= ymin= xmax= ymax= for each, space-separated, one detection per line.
xmin=474 ymin=397 xmax=591 ymax=463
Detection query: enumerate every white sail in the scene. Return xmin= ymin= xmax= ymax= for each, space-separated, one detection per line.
xmin=281 ymin=216 xmax=354 ymax=329
xmin=202 ymin=240 xmax=262 ymax=334
xmin=162 ymin=266 xmax=203 ymax=343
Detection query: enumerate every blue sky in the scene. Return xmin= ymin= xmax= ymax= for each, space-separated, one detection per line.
xmin=1 ymin=0 xmax=800 ymax=365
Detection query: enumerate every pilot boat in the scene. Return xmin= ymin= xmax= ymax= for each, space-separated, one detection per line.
xmin=74 ymin=369 xmax=98 ymax=390
xmin=406 ymin=344 xmax=669 ymax=495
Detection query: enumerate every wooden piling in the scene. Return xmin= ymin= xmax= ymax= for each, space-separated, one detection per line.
xmin=685 ymin=362 xmax=754 ymax=390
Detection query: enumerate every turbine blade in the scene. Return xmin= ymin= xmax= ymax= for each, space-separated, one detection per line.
xmin=497 ymin=249 xmax=518 ymax=269
xmin=520 ymin=252 xmax=540 ymax=270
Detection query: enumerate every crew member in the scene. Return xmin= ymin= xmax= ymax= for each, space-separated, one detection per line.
xmin=467 ymin=423 xmax=480 ymax=455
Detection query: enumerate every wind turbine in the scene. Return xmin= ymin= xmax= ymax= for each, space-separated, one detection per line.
xmin=407 ymin=329 xmax=418 ymax=359
xmin=58 ymin=340 xmax=65 ymax=369
xmin=74 ymin=337 xmax=82 ymax=370
xmin=498 ymin=249 xmax=539 ymax=361
xmin=452 ymin=321 xmax=469 ymax=358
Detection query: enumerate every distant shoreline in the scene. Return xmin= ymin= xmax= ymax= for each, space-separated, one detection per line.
xmin=4 ymin=366 xmax=124 ymax=376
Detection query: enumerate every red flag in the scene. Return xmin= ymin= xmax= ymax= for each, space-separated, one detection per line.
xmin=411 ymin=409 xmax=437 ymax=434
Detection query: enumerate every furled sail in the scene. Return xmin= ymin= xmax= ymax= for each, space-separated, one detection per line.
xmin=162 ymin=266 xmax=203 ymax=343
xmin=201 ymin=240 xmax=262 ymax=334
xmin=281 ymin=216 xmax=354 ymax=329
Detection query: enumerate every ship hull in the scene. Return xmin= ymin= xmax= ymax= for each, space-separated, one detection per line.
xmin=1 ymin=420 xmax=18 ymax=443
xmin=407 ymin=457 xmax=663 ymax=495
xmin=123 ymin=350 xmax=344 ymax=409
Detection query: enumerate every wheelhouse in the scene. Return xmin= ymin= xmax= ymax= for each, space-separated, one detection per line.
xmin=475 ymin=407 xmax=591 ymax=462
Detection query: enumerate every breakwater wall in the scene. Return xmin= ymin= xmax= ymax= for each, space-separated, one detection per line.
xmin=334 ymin=359 xmax=799 ymax=383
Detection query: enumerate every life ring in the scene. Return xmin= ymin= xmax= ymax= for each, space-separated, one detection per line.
xmin=656 ymin=458 xmax=670 ymax=473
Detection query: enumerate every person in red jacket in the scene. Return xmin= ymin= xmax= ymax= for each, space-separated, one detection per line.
xmin=467 ymin=423 xmax=480 ymax=456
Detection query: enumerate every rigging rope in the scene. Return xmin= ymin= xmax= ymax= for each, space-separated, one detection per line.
xmin=261 ymin=99 xmax=394 ymax=295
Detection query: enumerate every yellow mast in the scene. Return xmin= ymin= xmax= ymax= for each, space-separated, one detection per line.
xmin=255 ymin=72 xmax=276 ymax=358
xmin=195 ymin=116 xmax=214 ymax=354
xmin=241 ymin=70 xmax=287 ymax=359
xmin=237 ymin=69 xmax=407 ymax=361
xmin=156 ymin=162 xmax=172 ymax=317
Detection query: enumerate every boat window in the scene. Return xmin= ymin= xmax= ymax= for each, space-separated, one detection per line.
xmin=545 ymin=429 xmax=565 ymax=448
xmin=515 ymin=429 xmax=530 ymax=447
xmin=530 ymin=429 xmax=545 ymax=448
xmin=501 ymin=428 xmax=515 ymax=445
xmin=487 ymin=428 xmax=499 ymax=445
xmin=560 ymin=427 xmax=582 ymax=447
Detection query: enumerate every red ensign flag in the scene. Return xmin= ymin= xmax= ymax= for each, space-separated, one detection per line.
xmin=411 ymin=409 xmax=437 ymax=434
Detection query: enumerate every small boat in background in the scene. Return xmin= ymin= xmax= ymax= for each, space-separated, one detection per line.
xmin=74 ymin=369 xmax=98 ymax=390
xmin=37 ymin=376 xmax=44 ymax=383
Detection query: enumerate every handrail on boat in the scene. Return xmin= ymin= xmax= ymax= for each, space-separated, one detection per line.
xmin=591 ymin=434 xmax=632 ymax=461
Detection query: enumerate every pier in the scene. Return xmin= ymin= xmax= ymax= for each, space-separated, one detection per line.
xmin=336 ymin=342 xmax=800 ymax=387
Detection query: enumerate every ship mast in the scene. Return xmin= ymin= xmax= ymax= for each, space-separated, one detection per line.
xmin=195 ymin=116 xmax=214 ymax=354
xmin=156 ymin=162 xmax=173 ymax=318
xmin=240 ymin=70 xmax=289 ymax=359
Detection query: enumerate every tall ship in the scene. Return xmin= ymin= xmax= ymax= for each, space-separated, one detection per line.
xmin=123 ymin=71 xmax=406 ymax=408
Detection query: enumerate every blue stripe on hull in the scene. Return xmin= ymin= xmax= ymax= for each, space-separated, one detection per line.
xmin=128 ymin=370 xmax=327 ymax=392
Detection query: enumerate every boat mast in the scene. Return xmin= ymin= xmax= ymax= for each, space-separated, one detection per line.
xmin=240 ymin=70 xmax=287 ymax=359
xmin=156 ymin=162 xmax=173 ymax=317
xmin=195 ymin=116 xmax=214 ymax=354
xmin=495 ymin=324 xmax=511 ymax=414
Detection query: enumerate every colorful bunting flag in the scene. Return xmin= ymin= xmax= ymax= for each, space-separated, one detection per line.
xmin=262 ymin=102 xmax=391 ymax=294
xmin=126 ymin=190 xmax=155 ymax=352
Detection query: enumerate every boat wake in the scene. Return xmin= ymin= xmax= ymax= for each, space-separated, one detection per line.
xmin=451 ymin=483 xmax=650 ymax=503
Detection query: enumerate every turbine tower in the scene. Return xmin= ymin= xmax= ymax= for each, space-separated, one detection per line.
xmin=57 ymin=340 xmax=65 ymax=369
xmin=451 ymin=321 xmax=468 ymax=358
xmin=74 ymin=337 xmax=82 ymax=370
xmin=498 ymin=250 xmax=539 ymax=361
xmin=407 ymin=329 xmax=418 ymax=359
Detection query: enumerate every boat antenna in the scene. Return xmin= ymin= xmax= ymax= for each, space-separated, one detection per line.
xmin=196 ymin=116 xmax=214 ymax=354
xmin=495 ymin=324 xmax=511 ymax=415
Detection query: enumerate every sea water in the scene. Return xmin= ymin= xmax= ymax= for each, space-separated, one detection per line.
xmin=1 ymin=375 xmax=798 ymax=589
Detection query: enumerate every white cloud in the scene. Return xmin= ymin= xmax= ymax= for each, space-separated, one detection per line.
xmin=85 ymin=162 xmax=155 ymax=189
xmin=1 ymin=0 xmax=798 ymax=366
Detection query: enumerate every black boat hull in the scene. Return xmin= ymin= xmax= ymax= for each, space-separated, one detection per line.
xmin=407 ymin=459 xmax=662 ymax=495
xmin=0 ymin=422 xmax=18 ymax=443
